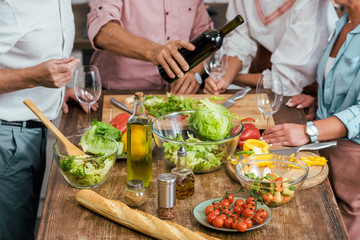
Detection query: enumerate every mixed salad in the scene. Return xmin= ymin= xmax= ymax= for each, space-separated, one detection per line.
xmin=58 ymin=120 xmax=124 ymax=186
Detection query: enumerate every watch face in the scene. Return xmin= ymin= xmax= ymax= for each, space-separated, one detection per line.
xmin=306 ymin=125 xmax=318 ymax=136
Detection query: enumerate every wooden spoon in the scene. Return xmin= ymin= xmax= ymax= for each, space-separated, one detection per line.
xmin=23 ymin=99 xmax=88 ymax=157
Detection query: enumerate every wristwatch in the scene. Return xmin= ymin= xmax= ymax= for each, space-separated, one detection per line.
xmin=305 ymin=121 xmax=319 ymax=143
xmin=194 ymin=72 xmax=203 ymax=85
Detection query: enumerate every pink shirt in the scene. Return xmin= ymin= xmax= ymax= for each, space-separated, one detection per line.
xmin=87 ymin=0 xmax=213 ymax=90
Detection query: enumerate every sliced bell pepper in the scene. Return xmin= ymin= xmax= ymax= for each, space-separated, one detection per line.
xmin=242 ymin=139 xmax=269 ymax=157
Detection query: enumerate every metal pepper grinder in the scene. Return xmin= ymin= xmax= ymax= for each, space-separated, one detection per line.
xmin=171 ymin=146 xmax=195 ymax=200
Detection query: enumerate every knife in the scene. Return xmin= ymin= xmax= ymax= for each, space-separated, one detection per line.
xmin=269 ymin=141 xmax=337 ymax=156
xmin=110 ymin=97 xmax=133 ymax=114
xmin=222 ymin=86 xmax=251 ymax=109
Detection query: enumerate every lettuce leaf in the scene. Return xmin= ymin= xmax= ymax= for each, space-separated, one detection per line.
xmin=189 ymin=99 xmax=231 ymax=141
xmin=80 ymin=119 xmax=124 ymax=156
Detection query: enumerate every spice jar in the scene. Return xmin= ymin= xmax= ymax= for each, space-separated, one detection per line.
xmin=171 ymin=146 xmax=195 ymax=200
xmin=157 ymin=173 xmax=177 ymax=219
xmin=123 ymin=179 xmax=146 ymax=207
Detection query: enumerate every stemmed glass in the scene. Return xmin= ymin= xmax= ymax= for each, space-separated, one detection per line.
xmin=203 ymin=45 xmax=228 ymax=82
xmin=74 ymin=65 xmax=102 ymax=134
xmin=256 ymin=73 xmax=283 ymax=128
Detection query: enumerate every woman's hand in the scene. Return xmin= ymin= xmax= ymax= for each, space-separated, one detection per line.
xmin=286 ymin=94 xmax=316 ymax=121
xmin=262 ymin=123 xmax=310 ymax=146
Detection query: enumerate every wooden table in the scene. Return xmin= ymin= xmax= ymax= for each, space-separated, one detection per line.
xmin=36 ymin=90 xmax=349 ymax=240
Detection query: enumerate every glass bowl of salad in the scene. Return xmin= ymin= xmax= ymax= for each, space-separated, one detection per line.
xmin=235 ymin=154 xmax=309 ymax=207
xmin=152 ymin=110 xmax=243 ymax=173
xmin=53 ymin=134 xmax=118 ymax=188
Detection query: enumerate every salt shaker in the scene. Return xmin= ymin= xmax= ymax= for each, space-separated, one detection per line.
xmin=157 ymin=173 xmax=177 ymax=219
xmin=123 ymin=179 xmax=146 ymax=207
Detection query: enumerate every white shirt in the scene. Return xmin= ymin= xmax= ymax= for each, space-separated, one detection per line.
xmin=0 ymin=0 xmax=75 ymax=121
xmin=226 ymin=0 xmax=338 ymax=96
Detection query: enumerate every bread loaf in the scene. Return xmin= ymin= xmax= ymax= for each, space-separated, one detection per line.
xmin=76 ymin=190 xmax=219 ymax=240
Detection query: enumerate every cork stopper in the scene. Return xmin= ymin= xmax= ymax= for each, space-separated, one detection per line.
xmin=135 ymin=92 xmax=144 ymax=100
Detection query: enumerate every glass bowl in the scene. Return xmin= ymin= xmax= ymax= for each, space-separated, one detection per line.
xmin=152 ymin=110 xmax=243 ymax=173
xmin=235 ymin=154 xmax=309 ymax=207
xmin=53 ymin=135 xmax=118 ymax=188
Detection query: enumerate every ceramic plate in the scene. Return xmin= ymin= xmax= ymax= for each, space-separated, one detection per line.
xmin=193 ymin=197 xmax=272 ymax=232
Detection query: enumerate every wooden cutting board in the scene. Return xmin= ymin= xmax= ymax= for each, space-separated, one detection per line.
xmin=226 ymin=151 xmax=329 ymax=190
xmin=102 ymin=94 xmax=275 ymax=129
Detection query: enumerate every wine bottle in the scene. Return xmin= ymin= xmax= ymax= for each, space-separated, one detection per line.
xmin=158 ymin=15 xmax=244 ymax=83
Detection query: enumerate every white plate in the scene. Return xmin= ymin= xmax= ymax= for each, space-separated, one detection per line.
xmin=193 ymin=197 xmax=272 ymax=232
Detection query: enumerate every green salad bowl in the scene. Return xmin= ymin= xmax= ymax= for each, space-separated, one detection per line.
xmin=53 ymin=134 xmax=118 ymax=188
xmin=152 ymin=110 xmax=243 ymax=173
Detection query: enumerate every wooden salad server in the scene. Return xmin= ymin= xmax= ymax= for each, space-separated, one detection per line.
xmin=23 ymin=99 xmax=88 ymax=157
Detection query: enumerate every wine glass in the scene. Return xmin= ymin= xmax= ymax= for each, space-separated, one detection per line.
xmin=256 ymin=73 xmax=283 ymax=128
xmin=203 ymin=45 xmax=228 ymax=82
xmin=74 ymin=65 xmax=102 ymax=134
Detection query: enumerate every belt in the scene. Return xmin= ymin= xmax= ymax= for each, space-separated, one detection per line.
xmin=0 ymin=120 xmax=45 ymax=128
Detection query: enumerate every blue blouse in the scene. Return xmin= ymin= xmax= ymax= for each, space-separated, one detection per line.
xmin=316 ymin=13 xmax=360 ymax=144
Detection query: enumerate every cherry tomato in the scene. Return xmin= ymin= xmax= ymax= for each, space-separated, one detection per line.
xmin=246 ymin=197 xmax=256 ymax=205
xmin=205 ymin=205 xmax=215 ymax=215
xmin=233 ymin=205 xmax=244 ymax=215
xmin=236 ymin=221 xmax=247 ymax=232
xmin=251 ymin=213 xmax=264 ymax=225
xmin=206 ymin=212 xmax=218 ymax=225
xmin=256 ymin=208 xmax=268 ymax=219
xmin=245 ymin=203 xmax=255 ymax=210
xmin=224 ymin=217 xmax=234 ymax=229
xmin=232 ymin=219 xmax=240 ymax=230
xmin=220 ymin=199 xmax=230 ymax=208
xmin=109 ymin=113 xmax=130 ymax=134
xmin=226 ymin=194 xmax=234 ymax=204
xmin=243 ymin=208 xmax=254 ymax=219
xmin=243 ymin=218 xmax=253 ymax=229
xmin=219 ymin=213 xmax=227 ymax=221
xmin=212 ymin=216 xmax=224 ymax=228
xmin=234 ymin=199 xmax=245 ymax=208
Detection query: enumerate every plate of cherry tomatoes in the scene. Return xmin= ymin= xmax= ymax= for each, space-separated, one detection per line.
xmin=193 ymin=196 xmax=272 ymax=232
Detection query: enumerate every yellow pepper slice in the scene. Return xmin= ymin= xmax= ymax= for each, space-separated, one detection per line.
xmin=242 ymin=139 xmax=269 ymax=158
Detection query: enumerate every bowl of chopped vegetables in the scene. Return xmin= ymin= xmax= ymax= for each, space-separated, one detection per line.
xmin=53 ymin=134 xmax=118 ymax=188
xmin=152 ymin=109 xmax=243 ymax=173
xmin=235 ymin=154 xmax=309 ymax=207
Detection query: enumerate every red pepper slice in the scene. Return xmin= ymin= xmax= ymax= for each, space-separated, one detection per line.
xmin=241 ymin=118 xmax=255 ymax=122
xmin=109 ymin=113 xmax=130 ymax=134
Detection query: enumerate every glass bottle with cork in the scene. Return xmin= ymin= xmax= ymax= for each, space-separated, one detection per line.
xmin=171 ymin=146 xmax=195 ymax=199
xmin=126 ymin=92 xmax=152 ymax=187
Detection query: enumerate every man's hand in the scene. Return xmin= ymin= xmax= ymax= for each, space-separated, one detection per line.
xmin=62 ymin=87 xmax=99 ymax=114
xmin=150 ymin=40 xmax=195 ymax=80
xmin=31 ymin=57 xmax=80 ymax=88
xmin=170 ymin=72 xmax=200 ymax=94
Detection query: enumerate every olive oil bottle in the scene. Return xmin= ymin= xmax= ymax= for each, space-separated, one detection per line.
xmin=127 ymin=92 xmax=152 ymax=187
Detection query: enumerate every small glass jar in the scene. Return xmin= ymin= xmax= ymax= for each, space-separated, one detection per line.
xmin=123 ymin=179 xmax=146 ymax=207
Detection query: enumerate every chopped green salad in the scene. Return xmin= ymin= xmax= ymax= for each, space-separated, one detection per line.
xmin=60 ymin=154 xmax=115 ymax=186
xmin=163 ymin=133 xmax=224 ymax=171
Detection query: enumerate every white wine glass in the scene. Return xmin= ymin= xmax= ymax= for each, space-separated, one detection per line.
xmin=256 ymin=73 xmax=283 ymax=128
xmin=74 ymin=65 xmax=102 ymax=134
xmin=203 ymin=45 xmax=228 ymax=82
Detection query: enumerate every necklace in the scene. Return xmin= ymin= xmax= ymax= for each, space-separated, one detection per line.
xmin=348 ymin=16 xmax=360 ymax=24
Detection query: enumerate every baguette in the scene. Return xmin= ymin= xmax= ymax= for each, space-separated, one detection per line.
xmin=76 ymin=190 xmax=219 ymax=240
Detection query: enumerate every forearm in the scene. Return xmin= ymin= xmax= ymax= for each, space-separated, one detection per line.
xmin=315 ymin=116 xmax=348 ymax=141
xmin=0 ymin=68 xmax=37 ymax=94
xmin=233 ymin=73 xmax=262 ymax=87
xmin=223 ymin=56 xmax=243 ymax=83
xmin=93 ymin=21 xmax=158 ymax=63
